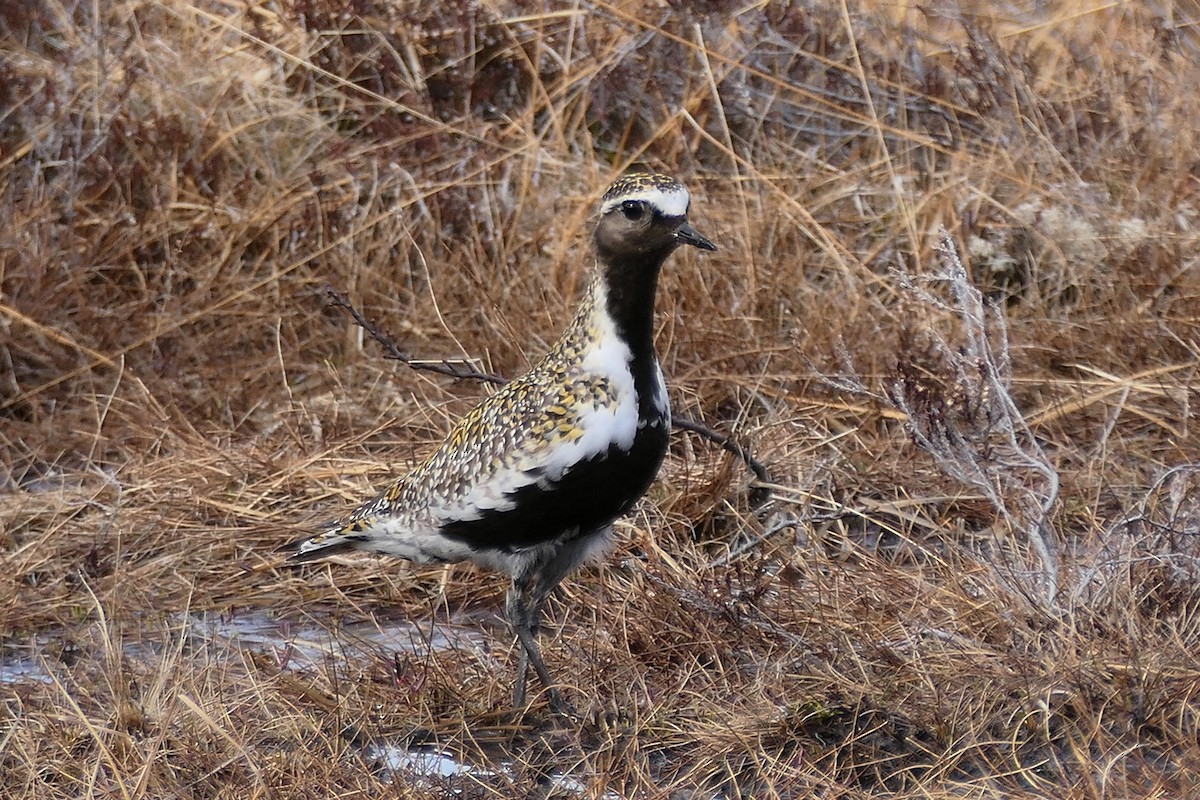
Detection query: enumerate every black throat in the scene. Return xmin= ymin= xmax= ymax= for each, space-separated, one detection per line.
xmin=595 ymin=245 xmax=675 ymax=409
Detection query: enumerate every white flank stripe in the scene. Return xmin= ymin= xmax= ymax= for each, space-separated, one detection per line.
xmin=601 ymin=186 xmax=690 ymax=217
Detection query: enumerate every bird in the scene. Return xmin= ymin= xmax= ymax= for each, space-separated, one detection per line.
xmin=284 ymin=171 xmax=715 ymax=713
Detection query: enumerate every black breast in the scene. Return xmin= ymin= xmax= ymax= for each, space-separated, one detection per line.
xmin=439 ymin=412 xmax=669 ymax=553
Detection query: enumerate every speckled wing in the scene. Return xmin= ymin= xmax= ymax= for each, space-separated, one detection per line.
xmin=287 ymin=357 xmax=637 ymax=562
xmin=395 ymin=364 xmax=632 ymax=522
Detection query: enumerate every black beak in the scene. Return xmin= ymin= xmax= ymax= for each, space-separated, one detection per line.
xmin=674 ymin=222 xmax=716 ymax=252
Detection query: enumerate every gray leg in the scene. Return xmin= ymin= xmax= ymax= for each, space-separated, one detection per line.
xmin=506 ymin=579 xmax=533 ymax=706
xmin=506 ymin=575 xmax=569 ymax=714
xmin=505 ymin=533 xmax=604 ymax=714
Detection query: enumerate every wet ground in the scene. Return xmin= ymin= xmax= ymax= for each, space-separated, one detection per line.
xmin=1 ymin=611 xmax=633 ymax=796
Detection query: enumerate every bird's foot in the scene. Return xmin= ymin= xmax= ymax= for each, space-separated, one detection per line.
xmin=513 ymin=682 xmax=576 ymax=720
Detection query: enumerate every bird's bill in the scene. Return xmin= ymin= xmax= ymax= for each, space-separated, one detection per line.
xmin=674 ymin=223 xmax=716 ymax=251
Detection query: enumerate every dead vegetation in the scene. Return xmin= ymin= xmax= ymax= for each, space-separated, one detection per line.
xmin=2 ymin=0 xmax=1199 ymax=797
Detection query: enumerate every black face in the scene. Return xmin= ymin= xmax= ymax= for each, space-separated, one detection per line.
xmin=594 ymin=200 xmax=715 ymax=261
xmin=591 ymin=181 xmax=717 ymax=362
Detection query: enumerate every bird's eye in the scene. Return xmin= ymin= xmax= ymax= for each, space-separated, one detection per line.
xmin=621 ymin=200 xmax=647 ymax=221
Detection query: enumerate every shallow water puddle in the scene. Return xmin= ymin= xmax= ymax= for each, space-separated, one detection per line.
xmin=0 ymin=650 xmax=55 ymax=685
xmin=367 ymin=743 xmax=626 ymax=798
xmin=193 ymin=611 xmax=485 ymax=671
xmin=0 ymin=611 xmax=483 ymax=685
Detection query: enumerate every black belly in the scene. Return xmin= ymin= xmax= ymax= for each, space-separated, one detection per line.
xmin=439 ymin=422 xmax=669 ymax=553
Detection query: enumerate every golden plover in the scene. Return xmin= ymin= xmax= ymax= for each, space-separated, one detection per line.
xmin=286 ymin=172 xmax=715 ymax=712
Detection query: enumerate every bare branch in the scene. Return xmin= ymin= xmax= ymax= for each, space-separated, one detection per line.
xmin=324 ymin=287 xmax=506 ymax=385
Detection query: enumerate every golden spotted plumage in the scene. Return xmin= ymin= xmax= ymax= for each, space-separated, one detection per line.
xmin=300 ymin=286 xmax=619 ymax=547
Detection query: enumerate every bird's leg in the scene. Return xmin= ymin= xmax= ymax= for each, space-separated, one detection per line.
xmin=506 ymin=576 xmax=569 ymax=714
xmin=507 ymin=578 xmax=532 ymax=707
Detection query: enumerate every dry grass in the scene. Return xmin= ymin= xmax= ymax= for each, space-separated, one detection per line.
xmin=3 ymin=0 xmax=1199 ymax=796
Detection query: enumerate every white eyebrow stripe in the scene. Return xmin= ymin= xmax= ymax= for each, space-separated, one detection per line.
xmin=601 ymin=186 xmax=690 ymax=217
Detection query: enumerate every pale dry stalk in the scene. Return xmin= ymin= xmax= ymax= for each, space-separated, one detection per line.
xmin=887 ymin=230 xmax=1060 ymax=608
